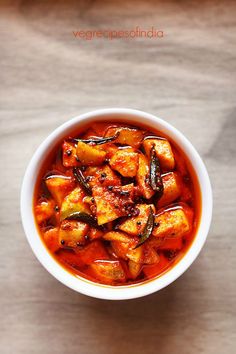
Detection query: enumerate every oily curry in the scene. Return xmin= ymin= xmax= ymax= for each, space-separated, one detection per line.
xmin=34 ymin=122 xmax=201 ymax=285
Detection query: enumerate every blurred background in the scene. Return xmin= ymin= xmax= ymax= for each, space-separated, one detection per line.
xmin=0 ymin=1 xmax=235 ymax=353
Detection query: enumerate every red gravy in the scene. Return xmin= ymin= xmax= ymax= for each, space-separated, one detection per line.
xmin=34 ymin=121 xmax=201 ymax=286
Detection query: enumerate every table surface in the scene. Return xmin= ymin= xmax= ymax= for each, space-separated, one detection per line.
xmin=0 ymin=1 xmax=236 ymax=353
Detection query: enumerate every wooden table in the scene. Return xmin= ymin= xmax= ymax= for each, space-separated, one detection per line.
xmin=0 ymin=1 xmax=235 ymax=353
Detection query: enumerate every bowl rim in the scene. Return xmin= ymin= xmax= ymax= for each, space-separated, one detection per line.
xmin=20 ymin=108 xmax=212 ymax=300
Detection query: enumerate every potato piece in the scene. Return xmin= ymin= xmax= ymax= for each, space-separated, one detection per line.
xmin=78 ymin=240 xmax=109 ymax=264
xmin=118 ymin=204 xmax=155 ymax=236
xmin=111 ymin=241 xmax=159 ymax=264
xmin=93 ymin=191 xmax=119 ymax=225
xmin=45 ymin=176 xmax=75 ymax=206
xmin=152 ymin=206 xmax=191 ymax=238
xmin=35 ymin=199 xmax=55 ymax=224
xmin=59 ymin=220 xmax=89 ymax=248
xmin=127 ymin=244 xmax=159 ymax=264
xmin=43 ymin=228 xmax=60 ymax=253
xmin=76 ymin=141 xmax=106 ymax=166
xmin=128 ymin=260 xmax=142 ymax=279
xmin=111 ymin=241 xmax=131 ymax=260
xmin=60 ymin=186 xmax=91 ymax=220
xmin=136 ymin=154 xmax=155 ymax=199
xmin=111 ymin=240 xmax=140 ymax=261
xmin=62 ymin=141 xmax=81 ymax=167
xmin=109 ymin=148 xmax=139 ymax=177
xmin=157 ymin=172 xmax=182 ymax=208
xmin=143 ymin=138 xmax=175 ymax=171
xmin=90 ymin=260 xmax=126 ymax=284
xmin=84 ymin=165 xmax=121 ymax=188
xmin=92 ymin=184 xmax=134 ymax=225
xmin=105 ymin=126 xmax=144 ymax=148
xmin=103 ymin=231 xmax=136 ymax=243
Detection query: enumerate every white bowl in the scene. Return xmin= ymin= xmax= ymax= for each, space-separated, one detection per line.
xmin=21 ymin=108 xmax=212 ymax=300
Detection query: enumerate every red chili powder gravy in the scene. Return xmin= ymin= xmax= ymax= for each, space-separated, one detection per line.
xmin=34 ymin=121 xmax=201 ymax=286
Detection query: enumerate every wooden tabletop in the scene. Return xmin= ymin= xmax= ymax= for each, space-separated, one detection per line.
xmin=1 ymin=1 xmax=236 ymax=353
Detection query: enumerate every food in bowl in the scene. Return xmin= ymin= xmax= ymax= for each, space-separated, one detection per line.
xmin=34 ymin=121 xmax=200 ymax=286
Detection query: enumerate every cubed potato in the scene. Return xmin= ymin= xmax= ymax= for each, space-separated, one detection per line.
xmin=84 ymin=165 xmax=121 ymax=188
xmin=128 ymin=260 xmax=142 ymax=279
xmin=90 ymin=260 xmax=126 ymax=284
xmin=78 ymin=240 xmax=109 ymax=264
xmin=110 ymin=241 xmax=130 ymax=260
xmin=103 ymin=231 xmax=136 ymax=243
xmin=62 ymin=141 xmax=81 ymax=167
xmin=111 ymin=240 xmax=141 ymax=262
xmin=76 ymin=141 xmax=106 ymax=166
xmin=93 ymin=190 xmax=119 ymax=225
xmin=131 ymin=244 xmax=156 ymax=264
xmin=152 ymin=206 xmax=191 ymax=238
xmin=136 ymin=153 xmax=155 ymax=199
xmin=35 ymin=199 xmax=55 ymax=224
xmin=60 ymin=186 xmax=91 ymax=220
xmin=45 ymin=176 xmax=75 ymax=206
xmin=92 ymin=184 xmax=134 ymax=225
xmin=105 ymin=126 xmax=144 ymax=148
xmin=109 ymin=148 xmax=139 ymax=177
xmin=127 ymin=244 xmax=159 ymax=264
xmin=157 ymin=172 xmax=182 ymax=208
xmin=143 ymin=138 xmax=175 ymax=171
xmin=111 ymin=241 xmax=159 ymax=264
xmin=43 ymin=228 xmax=60 ymax=253
xmin=59 ymin=220 xmax=89 ymax=248
xmin=118 ymin=204 xmax=155 ymax=236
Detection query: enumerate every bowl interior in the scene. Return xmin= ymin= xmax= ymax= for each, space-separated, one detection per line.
xmin=21 ymin=108 xmax=212 ymax=300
